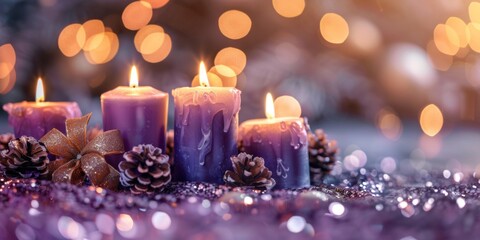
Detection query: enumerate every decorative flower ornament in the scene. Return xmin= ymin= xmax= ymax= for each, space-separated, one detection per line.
xmin=40 ymin=113 xmax=124 ymax=191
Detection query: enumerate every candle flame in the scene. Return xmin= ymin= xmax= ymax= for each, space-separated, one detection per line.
xmin=129 ymin=65 xmax=139 ymax=88
xmin=199 ymin=61 xmax=210 ymax=87
xmin=36 ymin=78 xmax=45 ymax=103
xmin=265 ymin=92 xmax=275 ymax=119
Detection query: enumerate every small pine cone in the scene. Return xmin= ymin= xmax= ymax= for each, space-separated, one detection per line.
xmin=308 ymin=129 xmax=338 ymax=184
xmin=165 ymin=130 xmax=174 ymax=164
xmin=0 ymin=133 xmax=14 ymax=151
xmin=0 ymin=136 xmax=49 ymax=179
xmin=119 ymin=144 xmax=171 ymax=194
xmin=224 ymin=152 xmax=276 ymax=190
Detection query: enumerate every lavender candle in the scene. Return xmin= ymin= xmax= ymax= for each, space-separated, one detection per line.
xmin=101 ymin=66 xmax=168 ymax=164
xmin=3 ymin=78 xmax=81 ymax=139
xmin=238 ymin=93 xmax=309 ymax=189
xmin=172 ymin=62 xmax=241 ymax=183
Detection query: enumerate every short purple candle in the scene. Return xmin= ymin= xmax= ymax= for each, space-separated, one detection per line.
xmin=101 ymin=66 xmax=168 ymax=166
xmin=172 ymin=62 xmax=241 ymax=184
xmin=238 ymin=94 xmax=309 ymax=189
xmin=2 ymin=78 xmax=81 ymax=139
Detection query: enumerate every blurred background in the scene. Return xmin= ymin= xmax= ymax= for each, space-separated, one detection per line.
xmin=1 ymin=0 xmax=480 ymax=175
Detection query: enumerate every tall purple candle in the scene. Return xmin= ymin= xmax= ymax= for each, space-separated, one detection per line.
xmin=238 ymin=93 xmax=309 ymax=189
xmin=3 ymin=78 xmax=81 ymax=139
xmin=101 ymin=66 xmax=168 ymax=166
xmin=172 ymin=62 xmax=241 ymax=184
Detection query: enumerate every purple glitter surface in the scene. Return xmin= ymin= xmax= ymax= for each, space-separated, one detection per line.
xmin=0 ymin=169 xmax=479 ymax=240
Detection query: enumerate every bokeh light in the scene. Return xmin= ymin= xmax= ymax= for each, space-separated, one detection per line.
xmin=134 ymin=24 xmax=165 ymax=53
xmin=58 ymin=23 xmax=85 ymax=57
xmin=141 ymin=33 xmax=172 ymax=63
xmin=218 ymin=10 xmax=252 ymax=40
xmin=143 ymin=0 xmax=169 ymax=9
xmin=420 ymin=104 xmax=444 ymax=137
xmin=209 ymin=65 xmax=237 ymax=87
xmin=84 ymin=31 xmax=119 ymax=64
xmin=214 ymin=47 xmax=247 ymax=74
xmin=433 ymin=24 xmax=459 ymax=56
xmin=467 ymin=23 xmax=480 ymax=53
xmin=192 ymin=72 xmax=222 ymax=87
xmin=272 ymin=0 xmax=305 ymax=18
xmin=348 ymin=18 xmax=382 ymax=54
xmin=320 ymin=13 xmax=349 ymax=44
xmin=81 ymin=19 xmax=105 ymax=51
xmin=122 ymin=1 xmax=153 ymax=31
xmin=274 ymin=95 xmax=302 ymax=118
xmin=426 ymin=41 xmax=452 ymax=71
xmin=0 ymin=69 xmax=16 ymax=95
xmin=151 ymin=212 xmax=171 ymax=230
xmin=377 ymin=109 xmax=402 ymax=140
xmin=445 ymin=17 xmax=469 ymax=48
xmin=0 ymin=44 xmax=16 ymax=79
xmin=469 ymin=2 xmax=480 ymax=24
xmin=116 ymin=214 xmax=134 ymax=232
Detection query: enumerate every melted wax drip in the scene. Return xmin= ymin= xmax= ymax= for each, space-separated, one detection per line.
xmin=174 ymin=88 xmax=241 ymax=166
xmin=240 ymin=119 xmax=307 ymax=178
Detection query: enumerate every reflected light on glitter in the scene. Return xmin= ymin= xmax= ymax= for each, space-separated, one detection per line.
xmin=116 ymin=214 xmax=134 ymax=232
xmin=58 ymin=216 xmax=85 ymax=239
xmin=151 ymin=211 xmax=171 ymax=230
xmin=286 ymin=216 xmax=306 ymax=233
xmin=95 ymin=214 xmax=115 ymax=234
xmin=456 ymin=197 xmax=466 ymax=209
xmin=329 ymin=202 xmax=346 ymax=216
xmin=244 ymin=196 xmax=253 ymax=205
xmin=380 ymin=157 xmax=397 ymax=173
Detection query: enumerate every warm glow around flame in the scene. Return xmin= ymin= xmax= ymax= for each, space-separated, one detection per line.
xmin=130 ymin=65 xmax=139 ymax=88
xmin=199 ymin=61 xmax=210 ymax=87
xmin=265 ymin=93 xmax=275 ymax=119
xmin=36 ymin=78 xmax=45 ymax=103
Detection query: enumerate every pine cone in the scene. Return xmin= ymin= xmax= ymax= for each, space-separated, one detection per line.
xmin=165 ymin=129 xmax=174 ymax=164
xmin=119 ymin=144 xmax=171 ymax=194
xmin=0 ymin=133 xmax=14 ymax=151
xmin=308 ymin=129 xmax=338 ymax=184
xmin=224 ymin=152 xmax=276 ymax=190
xmin=0 ymin=136 xmax=49 ymax=179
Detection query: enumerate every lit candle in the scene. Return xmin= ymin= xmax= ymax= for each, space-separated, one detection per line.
xmin=238 ymin=93 xmax=309 ymax=189
xmin=172 ymin=61 xmax=241 ymax=183
xmin=3 ymin=78 xmax=82 ymax=139
xmin=101 ymin=66 xmax=169 ymax=163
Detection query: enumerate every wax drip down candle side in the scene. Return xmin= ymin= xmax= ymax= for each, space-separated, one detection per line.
xmin=238 ymin=93 xmax=309 ymax=189
xmin=172 ymin=62 xmax=241 ymax=184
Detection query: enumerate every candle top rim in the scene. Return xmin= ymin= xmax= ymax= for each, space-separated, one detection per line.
xmin=240 ymin=117 xmax=303 ymax=126
xmin=3 ymin=101 xmax=79 ymax=107
xmin=101 ymin=86 xmax=168 ymax=98
xmin=174 ymin=86 xmax=240 ymax=91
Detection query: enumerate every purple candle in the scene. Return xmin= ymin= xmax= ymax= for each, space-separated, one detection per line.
xmin=172 ymin=62 xmax=241 ymax=184
xmin=3 ymin=78 xmax=82 ymax=139
xmin=101 ymin=66 xmax=168 ymax=165
xmin=238 ymin=93 xmax=309 ymax=189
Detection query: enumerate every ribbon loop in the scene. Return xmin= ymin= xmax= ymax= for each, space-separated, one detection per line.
xmin=66 ymin=113 xmax=91 ymax=151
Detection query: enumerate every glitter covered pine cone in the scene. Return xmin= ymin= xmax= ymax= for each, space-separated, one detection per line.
xmin=119 ymin=144 xmax=171 ymax=194
xmin=0 ymin=136 xmax=49 ymax=179
xmin=308 ymin=129 xmax=338 ymax=184
xmin=224 ymin=152 xmax=276 ymax=190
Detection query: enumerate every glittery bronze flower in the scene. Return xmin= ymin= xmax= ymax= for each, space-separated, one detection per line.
xmin=40 ymin=113 xmax=124 ymax=191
